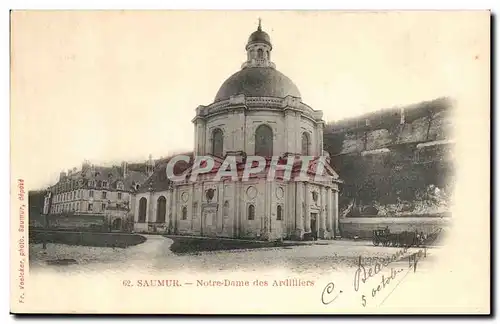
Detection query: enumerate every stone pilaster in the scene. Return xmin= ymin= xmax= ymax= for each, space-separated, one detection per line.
xmin=217 ymin=183 xmax=224 ymax=233
xmin=233 ymin=181 xmax=240 ymax=238
xmin=294 ymin=182 xmax=304 ymax=240
xmin=333 ymin=189 xmax=340 ymax=238
xmin=172 ymin=186 xmax=178 ymax=234
xmin=319 ymin=186 xmax=327 ymax=239
xmin=304 ymin=183 xmax=311 ymax=232
xmin=317 ymin=122 xmax=324 ymax=155
xmin=148 ymin=190 xmax=154 ymax=224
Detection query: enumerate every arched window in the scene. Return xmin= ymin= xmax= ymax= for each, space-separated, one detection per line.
xmin=277 ymin=205 xmax=283 ymax=220
xmin=301 ymin=132 xmax=311 ymax=155
xmin=257 ymin=48 xmax=264 ymax=59
xmin=255 ymin=124 xmax=273 ymax=156
xmin=212 ymin=128 xmax=224 ymax=157
xmin=247 ymin=204 xmax=255 ymax=220
xmin=223 ymin=201 xmax=229 ymax=217
xmin=181 ymin=206 xmax=188 ymax=220
xmin=138 ymin=197 xmax=147 ymax=223
xmin=156 ymin=196 xmax=166 ymax=223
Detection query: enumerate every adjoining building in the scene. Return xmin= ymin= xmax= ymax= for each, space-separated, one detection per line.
xmin=132 ymin=22 xmax=342 ymax=240
xmin=44 ymin=158 xmax=151 ymax=231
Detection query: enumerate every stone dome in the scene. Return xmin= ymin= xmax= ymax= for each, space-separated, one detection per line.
xmin=247 ymin=29 xmax=271 ymax=48
xmin=214 ymin=67 xmax=301 ymax=102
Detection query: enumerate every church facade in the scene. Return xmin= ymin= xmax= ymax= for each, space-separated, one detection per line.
xmin=133 ymin=22 xmax=342 ymax=240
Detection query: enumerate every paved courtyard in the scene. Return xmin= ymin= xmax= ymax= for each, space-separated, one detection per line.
xmin=29 ymin=235 xmax=439 ymax=278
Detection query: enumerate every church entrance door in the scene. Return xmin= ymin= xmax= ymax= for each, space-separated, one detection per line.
xmin=310 ymin=213 xmax=318 ymax=240
xmin=112 ymin=218 xmax=122 ymax=231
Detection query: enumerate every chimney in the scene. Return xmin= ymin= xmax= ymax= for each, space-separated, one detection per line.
xmin=121 ymin=161 xmax=128 ymax=178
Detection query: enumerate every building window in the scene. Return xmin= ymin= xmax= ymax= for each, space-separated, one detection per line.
xmin=301 ymin=132 xmax=311 ymax=155
xmin=212 ymin=128 xmax=224 ymax=157
xmin=157 ymin=196 xmax=167 ymax=223
xmin=223 ymin=201 xmax=229 ymax=217
xmin=257 ymin=48 xmax=264 ymax=59
xmin=89 ymin=190 xmax=94 ymax=198
xmin=138 ymin=197 xmax=147 ymax=223
xmin=193 ymin=202 xmax=198 ymax=219
xmin=88 ymin=203 xmax=93 ymax=211
xmin=255 ymin=124 xmax=273 ymax=156
xmin=247 ymin=204 xmax=255 ymax=220
xmin=102 ymin=203 xmax=106 ymax=211
xmin=103 ymin=181 xmax=108 ymax=188
xmin=181 ymin=206 xmax=188 ymax=220
xmin=277 ymin=205 xmax=283 ymax=220
xmin=117 ymin=182 xmax=124 ymax=190
xmin=102 ymin=191 xmax=107 ymax=199
xmin=118 ymin=192 xmax=122 ymax=200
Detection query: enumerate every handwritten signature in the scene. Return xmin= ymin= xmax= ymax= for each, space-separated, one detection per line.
xmin=321 ymin=227 xmax=441 ymax=307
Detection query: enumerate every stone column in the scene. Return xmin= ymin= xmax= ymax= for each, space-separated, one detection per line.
xmin=294 ymin=182 xmax=304 ymax=239
xmin=194 ymin=119 xmax=206 ymax=156
xmin=148 ymin=191 xmax=154 ymax=224
xmin=304 ymin=183 xmax=310 ymax=232
xmin=326 ymin=187 xmax=332 ymax=235
xmin=217 ymin=183 xmax=224 ymax=233
xmin=233 ymin=182 xmax=239 ymax=238
xmin=285 ymin=111 xmax=297 ymax=153
xmin=317 ymin=122 xmax=324 ymax=156
xmin=190 ymin=184 xmax=195 ymax=231
xmin=172 ymin=186 xmax=178 ymax=234
xmin=260 ymin=180 xmax=271 ymax=240
xmin=319 ymin=186 xmax=326 ymax=238
xmin=333 ymin=189 xmax=340 ymax=238
xmin=193 ymin=121 xmax=199 ymax=156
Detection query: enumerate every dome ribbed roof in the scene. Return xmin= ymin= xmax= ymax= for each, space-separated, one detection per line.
xmin=247 ymin=29 xmax=271 ymax=47
xmin=214 ymin=67 xmax=301 ymax=102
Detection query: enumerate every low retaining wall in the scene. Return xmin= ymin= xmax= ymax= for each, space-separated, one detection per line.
xmin=29 ymin=230 xmax=146 ymax=248
xmin=339 ymin=216 xmax=451 ymax=239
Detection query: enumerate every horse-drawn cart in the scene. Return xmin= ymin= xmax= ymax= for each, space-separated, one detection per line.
xmin=372 ymin=228 xmax=426 ymax=247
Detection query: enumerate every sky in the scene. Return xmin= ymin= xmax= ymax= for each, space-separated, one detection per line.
xmin=10 ymin=10 xmax=489 ymax=189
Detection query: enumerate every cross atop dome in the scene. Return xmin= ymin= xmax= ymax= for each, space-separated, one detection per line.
xmin=243 ymin=20 xmax=275 ymax=69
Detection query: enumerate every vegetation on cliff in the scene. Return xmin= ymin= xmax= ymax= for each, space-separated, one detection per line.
xmin=325 ymin=98 xmax=454 ymax=217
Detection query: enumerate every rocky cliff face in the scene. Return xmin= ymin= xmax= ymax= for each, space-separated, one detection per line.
xmin=324 ymin=97 xmax=455 ymax=217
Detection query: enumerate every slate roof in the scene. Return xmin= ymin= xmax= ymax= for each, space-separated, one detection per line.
xmin=215 ymin=67 xmax=301 ymax=102
xmin=137 ymin=152 xmax=194 ymax=193
xmin=52 ymin=164 xmax=149 ymax=193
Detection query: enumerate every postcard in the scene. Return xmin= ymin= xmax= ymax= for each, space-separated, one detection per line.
xmin=10 ymin=10 xmax=490 ymax=314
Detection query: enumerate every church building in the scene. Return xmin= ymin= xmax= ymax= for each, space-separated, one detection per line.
xmin=133 ymin=21 xmax=342 ymax=240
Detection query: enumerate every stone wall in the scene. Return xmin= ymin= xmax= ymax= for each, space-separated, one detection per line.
xmin=339 ymin=216 xmax=451 ymax=241
xmin=324 ymin=97 xmax=455 ymax=218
